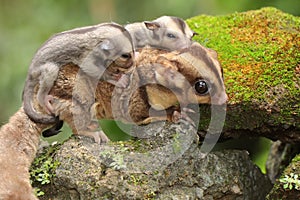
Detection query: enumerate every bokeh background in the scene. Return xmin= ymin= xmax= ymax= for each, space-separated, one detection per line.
xmin=0 ymin=0 xmax=299 ymax=172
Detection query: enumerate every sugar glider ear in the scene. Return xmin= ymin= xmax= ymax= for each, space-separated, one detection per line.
xmin=99 ymin=39 xmax=115 ymax=50
xmin=206 ymin=48 xmax=218 ymax=60
xmin=192 ymin=31 xmax=199 ymax=37
xmin=144 ymin=21 xmax=161 ymax=31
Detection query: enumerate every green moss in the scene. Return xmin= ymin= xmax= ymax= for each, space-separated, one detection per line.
xmin=30 ymin=143 xmax=61 ymax=197
xmin=292 ymin=154 xmax=300 ymax=162
xmin=187 ymin=7 xmax=300 ymax=129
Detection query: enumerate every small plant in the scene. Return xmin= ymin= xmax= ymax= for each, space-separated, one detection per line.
xmin=129 ymin=175 xmax=141 ymax=186
xmin=128 ymin=174 xmax=148 ymax=186
xmin=100 ymin=147 xmax=127 ymax=170
xmin=109 ymin=154 xmax=126 ymax=170
xmin=30 ymin=143 xmax=61 ymax=196
xmin=279 ymin=173 xmax=300 ymax=190
xmin=33 ymin=187 xmax=45 ymax=197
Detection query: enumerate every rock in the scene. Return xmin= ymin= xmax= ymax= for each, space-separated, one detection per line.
xmin=35 ymin=122 xmax=271 ymax=200
xmin=266 ymin=141 xmax=300 ymax=183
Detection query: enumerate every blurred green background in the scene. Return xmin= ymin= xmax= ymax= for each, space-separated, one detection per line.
xmin=0 ymin=0 xmax=299 ymax=172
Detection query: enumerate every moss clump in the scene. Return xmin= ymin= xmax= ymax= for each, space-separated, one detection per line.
xmin=187 ymin=7 xmax=299 ymax=130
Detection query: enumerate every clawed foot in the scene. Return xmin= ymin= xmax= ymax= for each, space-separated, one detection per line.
xmin=172 ymin=107 xmax=196 ymax=127
xmin=78 ymin=120 xmax=110 ymax=144
xmin=94 ymin=130 xmax=110 ymax=144
xmin=79 ymin=130 xmax=110 ymax=144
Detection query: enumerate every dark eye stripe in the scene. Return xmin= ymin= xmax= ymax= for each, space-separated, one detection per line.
xmin=177 ymin=18 xmax=186 ymax=35
xmin=168 ymin=16 xmax=186 ymax=35
xmin=181 ymin=45 xmax=224 ymax=88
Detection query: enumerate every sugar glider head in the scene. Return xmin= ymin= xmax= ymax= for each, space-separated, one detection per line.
xmin=81 ymin=23 xmax=135 ymax=79
xmin=145 ymin=42 xmax=227 ymax=109
xmin=177 ymin=42 xmax=228 ymax=105
xmin=144 ymin=16 xmax=196 ymax=51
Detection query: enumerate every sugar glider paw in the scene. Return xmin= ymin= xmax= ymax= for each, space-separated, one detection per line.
xmin=79 ymin=130 xmax=110 ymax=144
xmin=93 ymin=130 xmax=110 ymax=144
xmin=172 ymin=107 xmax=196 ymax=128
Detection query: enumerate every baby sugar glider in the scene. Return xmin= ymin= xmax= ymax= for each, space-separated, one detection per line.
xmin=125 ymin=16 xmax=196 ymax=51
xmin=114 ymin=16 xmax=196 ymax=87
xmin=23 ymin=22 xmax=135 ymax=126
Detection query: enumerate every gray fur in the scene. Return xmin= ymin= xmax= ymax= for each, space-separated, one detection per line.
xmin=23 ymin=23 xmax=134 ymax=124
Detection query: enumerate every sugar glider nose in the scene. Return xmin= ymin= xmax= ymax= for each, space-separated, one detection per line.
xmin=134 ymin=51 xmax=140 ymax=59
xmin=211 ymin=92 xmax=228 ymax=105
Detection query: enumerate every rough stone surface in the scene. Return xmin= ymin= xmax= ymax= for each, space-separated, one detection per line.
xmin=266 ymin=141 xmax=300 ymax=183
xmin=36 ymin=122 xmax=271 ymax=200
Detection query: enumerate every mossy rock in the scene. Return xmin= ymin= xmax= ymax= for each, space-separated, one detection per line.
xmin=35 ymin=123 xmax=271 ymax=200
xmin=187 ymin=7 xmax=299 ymax=142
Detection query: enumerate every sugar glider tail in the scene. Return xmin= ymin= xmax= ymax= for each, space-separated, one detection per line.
xmin=42 ymin=119 xmax=64 ymax=137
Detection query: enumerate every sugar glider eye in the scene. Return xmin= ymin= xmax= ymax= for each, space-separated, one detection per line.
xmin=167 ymin=33 xmax=177 ymax=39
xmin=194 ymin=80 xmax=209 ymax=95
xmin=120 ymin=53 xmax=131 ymax=59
